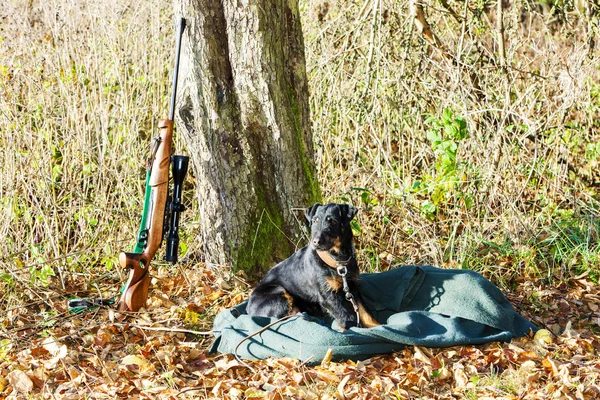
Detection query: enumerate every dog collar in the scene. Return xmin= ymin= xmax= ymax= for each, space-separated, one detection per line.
xmin=316 ymin=248 xmax=353 ymax=269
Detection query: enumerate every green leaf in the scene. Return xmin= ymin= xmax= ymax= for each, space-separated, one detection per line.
xmin=420 ymin=201 xmax=436 ymax=215
xmin=431 ymin=186 xmax=445 ymax=205
xmin=439 ymin=140 xmax=457 ymax=155
xmin=456 ymin=117 xmax=467 ymax=132
xmin=51 ymin=145 xmax=63 ymax=163
xmin=424 ymin=115 xmax=439 ymax=126
xmin=442 ymin=108 xmax=453 ymax=123
xmin=51 ymin=165 xmax=63 ymax=183
xmin=179 ymin=241 xmax=188 ymax=257
xmin=40 ymin=265 xmax=55 ymax=280
xmin=350 ymin=220 xmax=362 ymax=234
xmin=361 ymin=191 xmax=371 ymax=204
xmin=445 ymin=124 xmax=459 ymax=139
xmin=463 ymin=194 xmax=474 ymax=209
xmin=101 ymin=256 xmax=117 ymax=271
xmin=410 ymin=180 xmax=422 ymax=192
xmin=426 ymin=129 xmax=442 ymax=144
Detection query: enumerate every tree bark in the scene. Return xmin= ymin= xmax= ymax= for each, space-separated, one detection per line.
xmin=173 ymin=0 xmax=320 ymax=274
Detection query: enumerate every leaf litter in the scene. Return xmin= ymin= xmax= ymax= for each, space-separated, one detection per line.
xmin=1 ymin=263 xmax=599 ymax=399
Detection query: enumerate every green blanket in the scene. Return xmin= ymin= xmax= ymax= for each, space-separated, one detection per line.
xmin=210 ymin=266 xmax=537 ymax=363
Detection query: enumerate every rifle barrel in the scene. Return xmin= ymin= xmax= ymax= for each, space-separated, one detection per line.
xmin=169 ymin=17 xmax=186 ymax=121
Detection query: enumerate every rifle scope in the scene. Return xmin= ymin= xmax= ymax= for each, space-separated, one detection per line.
xmin=164 ymin=155 xmax=189 ymax=263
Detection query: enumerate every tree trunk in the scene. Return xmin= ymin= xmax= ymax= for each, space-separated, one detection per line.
xmin=173 ymin=0 xmax=320 ymax=274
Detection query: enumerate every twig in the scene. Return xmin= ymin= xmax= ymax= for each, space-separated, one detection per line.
xmin=233 ymin=314 xmax=301 ymax=373
xmin=497 ymin=0 xmax=507 ymax=73
xmin=0 ymin=240 xmax=128 ymax=274
xmin=5 ymin=267 xmax=53 ymax=309
xmin=111 ymin=322 xmax=213 ymax=336
xmin=298 ymin=355 xmax=315 ymax=368
xmin=409 ymin=0 xmax=450 ymax=59
xmin=439 ymin=0 xmax=462 ymax=23
xmin=363 ymin=0 xmax=380 ymax=96
xmin=174 ymin=314 xmax=305 ymax=396
xmin=496 ymin=0 xmax=511 ymax=111
xmin=177 ymin=385 xmax=213 ymax=396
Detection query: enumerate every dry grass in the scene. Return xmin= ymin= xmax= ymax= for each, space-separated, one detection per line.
xmin=0 ymin=0 xmax=178 ymax=307
xmin=303 ymin=0 xmax=600 ymax=283
xmin=0 ymin=0 xmax=599 ymax=313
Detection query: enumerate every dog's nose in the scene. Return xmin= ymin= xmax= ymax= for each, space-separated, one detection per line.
xmin=312 ymin=238 xmax=321 ymax=247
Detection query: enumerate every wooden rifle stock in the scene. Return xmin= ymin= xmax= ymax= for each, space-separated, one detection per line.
xmin=118 ymin=119 xmax=173 ymax=312
xmin=116 ymin=17 xmax=185 ymax=313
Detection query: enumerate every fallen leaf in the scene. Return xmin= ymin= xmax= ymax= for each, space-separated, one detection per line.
xmin=7 ymin=370 xmax=33 ymax=394
xmin=520 ymin=360 xmax=537 ymax=374
xmin=517 ymin=351 xmax=540 ymax=363
xmin=453 ymin=363 xmax=468 ymax=388
xmin=534 ymin=329 xmax=554 ymax=344
xmin=314 ymin=368 xmax=340 ymax=383
xmin=67 ymin=367 xmax=81 ymax=381
xmin=292 ymin=372 xmax=304 ymax=385
xmin=121 ymin=355 xmax=148 ymax=366
xmin=562 ymin=321 xmax=575 ymax=338
xmin=587 ymin=384 xmax=600 ymax=396
xmin=338 ymin=375 xmax=351 ymax=398
xmin=216 ymin=277 xmax=232 ymax=290
xmin=30 ymin=346 xmax=50 ymax=357
xmin=245 ymin=388 xmax=266 ymax=398
xmin=413 ymin=346 xmax=431 ymax=364
xmin=369 ymin=375 xmax=383 ymax=390
xmin=214 ymin=358 xmax=240 ymax=371
xmin=434 ymin=367 xmax=451 ymax=381
xmin=42 ymin=337 xmax=64 ymax=356
xmin=207 ymin=290 xmax=223 ymax=301
xmin=542 ymin=358 xmax=558 ymax=376
xmin=321 ymin=348 xmax=333 ymax=367
xmin=0 ymin=376 xmax=7 ymax=393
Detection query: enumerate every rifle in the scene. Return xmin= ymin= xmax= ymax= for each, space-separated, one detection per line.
xmin=117 ymin=17 xmax=189 ymax=313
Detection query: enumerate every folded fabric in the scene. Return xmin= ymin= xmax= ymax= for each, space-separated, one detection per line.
xmin=210 ymin=266 xmax=537 ymax=364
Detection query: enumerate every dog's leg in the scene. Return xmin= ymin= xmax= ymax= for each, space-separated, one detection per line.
xmin=357 ymin=300 xmax=380 ymax=328
xmin=321 ymin=293 xmax=359 ymax=330
xmin=323 ymin=288 xmax=380 ymax=329
xmin=247 ymin=285 xmax=294 ymax=318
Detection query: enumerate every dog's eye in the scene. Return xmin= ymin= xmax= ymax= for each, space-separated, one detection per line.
xmin=313 ymin=218 xmax=319 ymax=224
xmin=327 ymin=216 xmax=337 ymax=225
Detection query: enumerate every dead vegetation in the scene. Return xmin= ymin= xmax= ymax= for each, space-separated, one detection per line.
xmin=304 ymin=0 xmax=600 ymax=282
xmin=1 ymin=0 xmax=599 ymax=398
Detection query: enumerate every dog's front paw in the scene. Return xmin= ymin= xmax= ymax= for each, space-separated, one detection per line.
xmin=338 ymin=315 xmax=359 ymax=331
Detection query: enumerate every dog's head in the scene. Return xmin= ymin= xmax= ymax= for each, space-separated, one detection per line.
xmin=305 ymin=203 xmax=358 ymax=253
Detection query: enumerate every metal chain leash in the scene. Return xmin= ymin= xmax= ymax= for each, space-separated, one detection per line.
xmin=336 ymin=265 xmax=361 ymax=328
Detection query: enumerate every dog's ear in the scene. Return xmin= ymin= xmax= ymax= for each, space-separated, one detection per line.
xmin=342 ymin=204 xmax=358 ymax=222
xmin=305 ymin=203 xmax=322 ymax=224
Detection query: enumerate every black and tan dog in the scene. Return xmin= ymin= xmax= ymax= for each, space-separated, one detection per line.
xmin=246 ymin=203 xmax=379 ymax=330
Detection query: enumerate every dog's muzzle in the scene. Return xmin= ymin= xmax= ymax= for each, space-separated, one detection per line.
xmin=312 ymin=235 xmax=342 ymax=253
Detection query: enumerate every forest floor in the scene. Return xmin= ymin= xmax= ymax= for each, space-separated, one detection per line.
xmin=2 ymin=0 xmax=600 ymax=398
xmin=1 ymin=263 xmax=599 ymax=399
